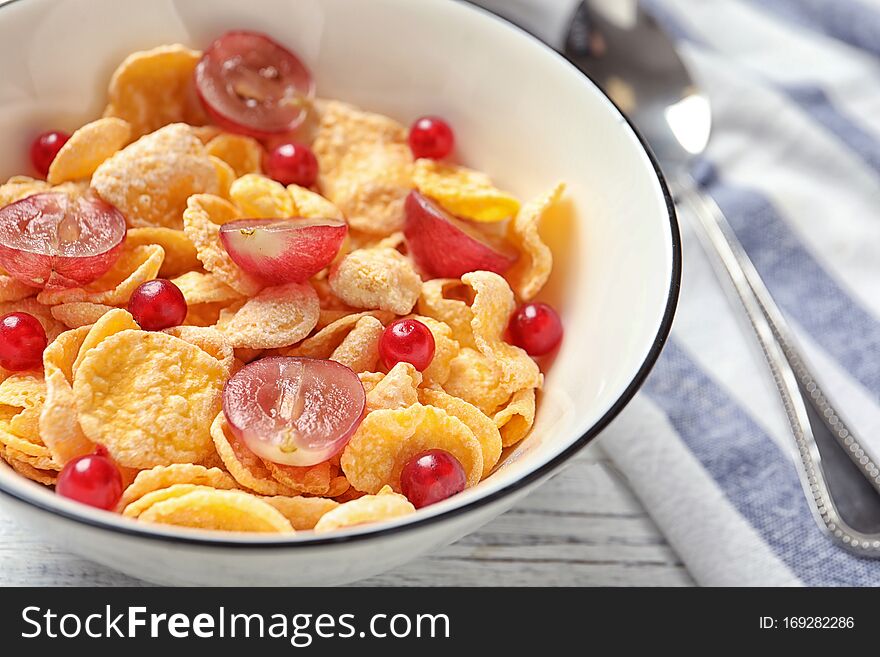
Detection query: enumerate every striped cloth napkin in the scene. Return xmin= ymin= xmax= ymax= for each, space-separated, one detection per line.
xmin=474 ymin=0 xmax=880 ymax=586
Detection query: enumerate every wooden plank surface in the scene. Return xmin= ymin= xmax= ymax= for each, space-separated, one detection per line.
xmin=0 ymin=444 xmax=694 ymax=586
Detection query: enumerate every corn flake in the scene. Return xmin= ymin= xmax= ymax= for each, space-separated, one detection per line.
xmin=40 ymin=327 xmax=93 ymax=464
xmin=506 ymin=183 xmax=565 ymax=300
xmin=341 ymin=404 xmax=482 ymax=494
xmin=417 ymin=279 xmax=474 ymax=348
xmin=93 ymin=124 xmax=219 ymax=229
xmin=0 ymin=271 xmax=36 ymax=304
xmin=138 ymin=488 xmax=293 ymax=533
xmin=289 ymin=311 xmax=391 ymax=359
xmin=72 ymin=308 xmax=139 ymax=376
xmin=314 ymin=485 xmax=415 ymax=533
xmin=442 ymin=347 xmax=508 ymax=415
xmin=494 ymin=387 xmax=537 ymax=447
xmin=119 ymin=463 xmax=238 ymax=510
xmin=123 ymin=483 xmax=220 ymax=518
xmin=47 ymin=118 xmax=131 ymax=184
xmin=125 ymin=227 xmax=200 ymax=278
xmin=206 ymin=134 xmax=264 ymax=178
xmin=182 ymin=194 xmax=263 ymax=296
xmin=413 ymin=159 xmax=520 ymax=222
xmin=330 ymin=315 xmax=384 ymax=372
xmin=312 ymin=100 xmax=412 ymax=235
xmin=74 ymin=330 xmax=226 ymax=468
xmin=104 ymin=45 xmax=206 ymax=138
xmin=0 ymin=176 xmax=49 ymax=207
xmin=365 ymin=362 xmax=421 ymax=413
xmin=162 ymin=325 xmax=235 ymax=373
xmin=407 ymin=315 xmax=459 ymax=386
xmin=171 ymin=271 xmax=243 ymax=306
xmin=216 ymin=282 xmax=319 ymax=349
xmin=420 ymin=388 xmax=501 ymax=477
xmin=261 ymin=496 xmax=339 ymax=530
xmin=229 ymin=174 xmax=294 ymax=218
xmin=210 ymin=413 xmax=296 ymax=496
xmin=288 ymin=184 xmax=344 ymax=220
xmin=264 ymin=460 xmax=333 ymax=496
xmin=37 ymin=244 xmax=164 ymax=306
xmin=329 ymin=247 xmax=421 ymax=315
xmin=51 ymin=302 xmax=116 ymax=329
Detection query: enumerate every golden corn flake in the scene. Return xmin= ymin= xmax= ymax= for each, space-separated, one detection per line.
xmin=0 ymin=176 xmax=49 ymax=207
xmin=93 ymin=124 xmax=219 ymax=229
xmin=312 ymin=100 xmax=412 ymax=236
xmin=211 ymin=156 xmax=236 ymax=199
xmin=47 ymin=118 xmax=131 ymax=184
xmin=184 ymin=301 xmax=231 ymax=328
xmin=171 ymin=271 xmax=242 ymax=306
xmin=229 ymin=174 xmax=294 ymax=218
xmin=216 ymin=282 xmax=319 ymax=349
xmin=138 ymin=488 xmax=293 ymax=533
xmin=288 ymin=184 xmax=344 ymax=220
xmin=413 ymin=159 xmax=520 ymax=223
xmin=420 ymin=388 xmax=501 ymax=477
xmin=327 ymin=474 xmax=351 ymax=498
xmin=341 ymin=404 xmax=482 ymax=494
xmin=290 ymin=311 xmax=391 ymax=359
xmin=210 ymin=413 xmax=297 ymax=496
xmin=263 ymin=460 xmax=333 ymax=496
xmin=50 ymin=302 xmax=116 ymax=329
xmin=330 ymin=315 xmax=384 ymax=372
xmin=72 ymin=308 xmax=139 ymax=376
xmin=0 ymin=423 xmax=50 ymax=459
xmin=0 ymin=270 xmax=37 ymax=304
xmin=104 ymin=45 xmax=206 ymax=138
xmin=119 ymin=463 xmax=238 ymax=510
xmin=5 ymin=453 xmax=58 ymax=486
xmin=162 ymin=325 xmax=235 ymax=373
xmin=37 ymin=244 xmax=164 ymax=306
xmin=74 ymin=330 xmax=226 ymax=468
xmin=122 ymin=483 xmax=219 ymax=518
xmin=364 ymin=362 xmax=421 ymax=413
xmin=462 ymin=271 xmax=542 ymax=394
xmin=506 ymin=183 xmax=565 ymax=300
xmin=443 ymin=347 xmax=509 ymax=415
xmin=494 ymin=387 xmax=537 ymax=447
xmin=182 ymin=194 xmax=263 ymax=296
xmin=0 ymin=371 xmax=45 ymax=409
xmin=329 ymin=247 xmax=421 ymax=315
xmin=261 ymin=496 xmax=339 ymax=530
xmin=4 ymin=446 xmax=60 ymax=472
xmin=40 ymin=327 xmax=93 ymax=464
xmin=9 ymin=403 xmax=44 ymax=442
xmin=417 ymin=279 xmax=474 ymax=348
xmin=314 ymin=485 xmax=415 ymax=533
xmin=206 ymin=134 xmax=264 ymax=178
xmin=125 ymin=227 xmax=200 ymax=278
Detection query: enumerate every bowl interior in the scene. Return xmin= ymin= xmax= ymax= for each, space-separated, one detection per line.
xmin=0 ymin=0 xmax=677 ymax=540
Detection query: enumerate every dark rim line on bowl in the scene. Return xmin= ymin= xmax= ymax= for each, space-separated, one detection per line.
xmin=0 ymin=0 xmax=682 ymax=548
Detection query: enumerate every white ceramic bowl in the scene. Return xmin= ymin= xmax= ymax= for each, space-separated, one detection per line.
xmin=0 ymin=0 xmax=679 ymax=586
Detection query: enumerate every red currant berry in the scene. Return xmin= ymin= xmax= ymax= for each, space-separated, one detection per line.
xmin=400 ymin=449 xmax=467 ymax=508
xmin=0 ymin=312 xmax=47 ymax=371
xmin=265 ymin=142 xmax=319 ymax=187
xmin=128 ymin=279 xmax=188 ymax=331
xmin=30 ymin=130 xmax=70 ymax=177
xmin=508 ymin=302 xmax=563 ymax=356
xmin=379 ymin=318 xmax=435 ymax=371
xmin=56 ymin=447 xmax=123 ymax=510
xmin=408 ymin=116 xmax=454 ymax=160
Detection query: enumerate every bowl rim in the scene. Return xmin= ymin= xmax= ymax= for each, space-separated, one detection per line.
xmin=0 ymin=0 xmax=681 ymax=549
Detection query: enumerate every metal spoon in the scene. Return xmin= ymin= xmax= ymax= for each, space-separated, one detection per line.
xmin=473 ymin=0 xmax=880 ymax=554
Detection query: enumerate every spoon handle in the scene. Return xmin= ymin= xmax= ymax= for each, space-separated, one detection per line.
xmin=676 ymin=176 xmax=880 ymax=553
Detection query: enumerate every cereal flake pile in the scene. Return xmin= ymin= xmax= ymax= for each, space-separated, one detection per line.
xmin=0 ymin=33 xmax=565 ymax=534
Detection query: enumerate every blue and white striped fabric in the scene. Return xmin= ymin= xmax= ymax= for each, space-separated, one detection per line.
xmin=472 ymin=0 xmax=880 ymax=585
xmin=594 ymin=0 xmax=880 ymax=586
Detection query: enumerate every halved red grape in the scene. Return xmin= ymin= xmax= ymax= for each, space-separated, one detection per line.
xmin=404 ymin=191 xmax=518 ymax=278
xmin=223 ymin=356 xmax=366 ymax=467
xmin=220 ymin=217 xmax=347 ymax=284
xmin=0 ymin=192 xmax=126 ymax=288
xmin=194 ymin=31 xmax=315 ymax=138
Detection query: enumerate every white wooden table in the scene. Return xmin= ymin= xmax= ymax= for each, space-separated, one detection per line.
xmin=0 ymin=442 xmax=693 ymax=586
